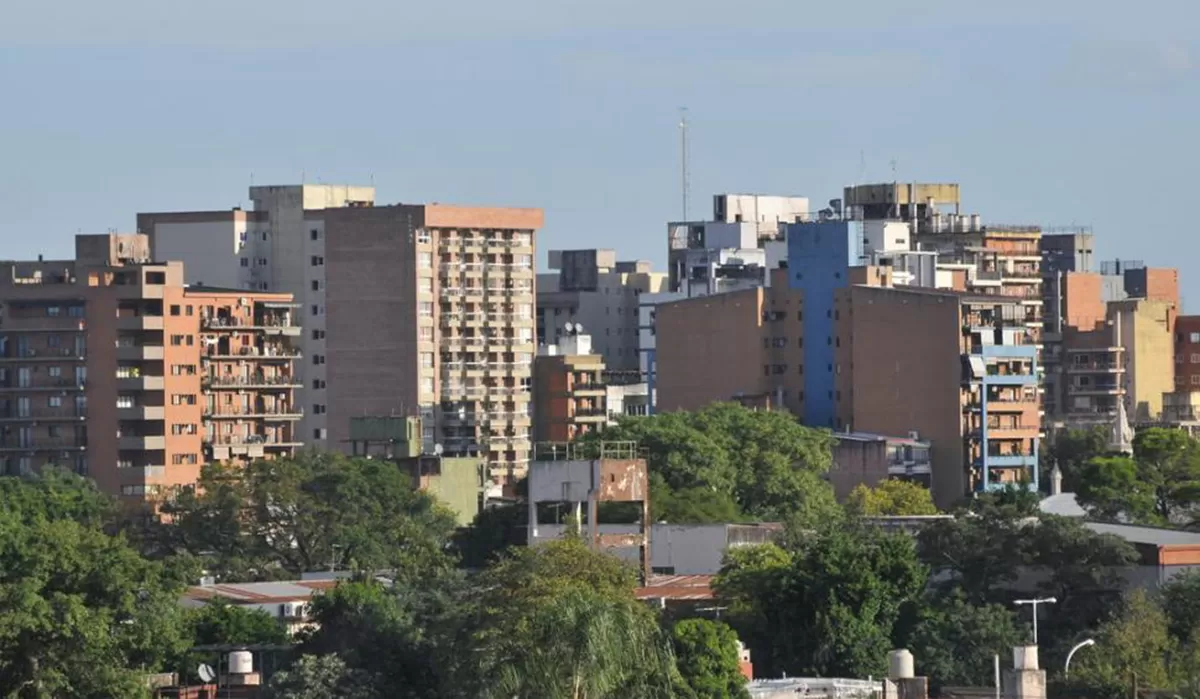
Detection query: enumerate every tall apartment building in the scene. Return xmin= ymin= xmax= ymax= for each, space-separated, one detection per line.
xmin=536 ymin=249 xmax=667 ymax=371
xmin=1174 ymin=316 xmax=1200 ymax=391
xmin=323 ymin=204 xmax=541 ymax=490
xmin=1111 ymin=298 xmax=1175 ymax=422
xmin=138 ymin=184 xmax=376 ymax=449
xmin=532 ymin=333 xmax=607 ymax=442
xmin=0 ymin=234 xmax=298 ymax=501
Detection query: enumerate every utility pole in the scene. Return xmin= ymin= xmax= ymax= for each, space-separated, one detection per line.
xmin=1014 ymin=597 xmax=1057 ymax=645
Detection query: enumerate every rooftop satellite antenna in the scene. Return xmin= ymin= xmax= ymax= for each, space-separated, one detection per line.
xmin=198 ymin=664 xmax=216 ymax=683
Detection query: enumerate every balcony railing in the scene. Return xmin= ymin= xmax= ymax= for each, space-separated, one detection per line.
xmin=0 ymin=408 xmax=87 ymax=421
xmin=201 ymin=316 xmax=298 ymax=331
xmin=204 ymin=346 xmax=300 ymax=360
xmin=203 ymin=407 xmax=304 ymax=419
xmin=204 ymin=375 xmax=301 ymax=388
xmin=203 ymin=435 xmax=298 ymax=447
xmin=0 ymin=347 xmax=85 ymax=361
xmin=0 ymin=438 xmax=87 ymax=451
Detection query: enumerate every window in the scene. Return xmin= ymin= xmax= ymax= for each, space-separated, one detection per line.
xmin=262 ymin=232 xmax=268 ymax=241
xmin=312 ymin=404 xmax=326 ymax=415
xmin=764 ymin=365 xmax=771 ymax=377
xmin=1192 ymin=332 xmax=1200 ymax=343
xmin=311 ymin=280 xmax=320 ymax=291
xmin=311 ymin=229 xmax=320 ymax=241
xmin=311 ymin=256 xmax=324 ymax=266
xmin=312 ymin=354 xmax=325 ymax=365
xmin=416 ymin=230 xmax=431 ymax=244
xmin=418 ymin=252 xmax=432 ymax=269
xmin=421 ymin=377 xmax=434 ymax=394
xmin=797 ymin=311 xmax=803 ymax=321
xmin=772 ymin=338 xmax=787 ymax=348
xmin=173 ymin=454 xmax=199 ymax=465
xmin=1191 ymin=354 xmax=1200 ymax=364
xmin=772 ymin=364 xmax=786 ymax=375
xmin=46 ymin=306 xmax=61 ymax=317
xmin=186 ymin=305 xmax=194 ymax=316
xmin=187 ymin=335 xmax=194 ymax=346
xmin=311 ymin=329 xmax=325 ymax=340
xmin=48 ymin=396 xmax=62 ymax=408
xmin=311 ymin=305 xmax=320 ymax=317
xmin=170 ymin=305 xmax=181 ymax=316
xmin=421 ymin=352 xmax=434 ymax=368
xmin=171 ymin=394 xmax=197 ymax=406
xmin=1193 ymin=376 xmax=1200 ymax=386
xmin=68 ymin=306 xmax=84 ymax=318
xmin=312 ymin=379 xmax=326 ymax=390
xmin=171 ymin=424 xmax=197 ymax=435
xmin=116 ymin=395 xmax=134 ymax=409
xmin=240 ymin=258 xmax=249 ymax=268
xmin=419 ymin=302 xmax=433 ymax=317
xmin=418 ymin=277 xmax=433 ymax=293
xmin=171 ymin=364 xmax=196 ymax=376
xmin=47 ymin=334 xmax=60 ymax=347
xmin=313 ymin=428 xmax=326 ymax=440
xmin=170 ymin=335 xmax=185 ymax=346
xmin=48 ymin=366 xmax=61 ymax=378
xmin=419 ymin=326 xmax=434 ymax=341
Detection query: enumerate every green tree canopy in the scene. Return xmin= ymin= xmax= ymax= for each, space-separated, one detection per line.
xmin=0 ymin=478 xmax=191 ymax=699
xmin=187 ymin=598 xmax=290 ymax=647
xmin=715 ymin=522 xmax=927 ymax=679
xmin=1044 ymin=426 xmax=1110 ymax=492
xmin=152 ymin=451 xmax=459 ymax=580
xmin=1075 ymin=428 xmax=1200 ymax=524
xmin=846 ymin=480 xmax=939 ymax=516
xmin=671 ymin=619 xmax=750 ymax=699
xmin=266 ymin=654 xmax=380 ymax=699
xmin=906 ymin=596 xmax=1024 ymax=690
xmin=1066 ymin=589 xmax=1177 ymax=699
xmin=581 ymin=403 xmax=835 ymax=521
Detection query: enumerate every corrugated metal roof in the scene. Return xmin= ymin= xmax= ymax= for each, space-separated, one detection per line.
xmin=1084 ymin=522 xmax=1200 ymax=547
xmin=635 ymin=574 xmax=714 ymax=601
xmin=183 ymin=579 xmax=337 ymax=604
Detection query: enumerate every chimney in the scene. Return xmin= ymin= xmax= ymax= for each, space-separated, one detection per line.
xmin=1050 ymin=466 xmax=1063 ymax=496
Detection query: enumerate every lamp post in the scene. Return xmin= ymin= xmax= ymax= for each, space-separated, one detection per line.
xmin=1013 ymin=597 xmax=1057 ymax=645
xmin=1065 ymin=638 xmax=1095 ymax=678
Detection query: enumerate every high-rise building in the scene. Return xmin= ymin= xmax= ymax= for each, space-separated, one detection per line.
xmin=323 ymin=203 xmax=541 ymax=491
xmin=1110 ymin=298 xmax=1175 ymax=422
xmin=532 ymin=333 xmax=607 ymax=443
xmin=138 ymin=184 xmax=376 ymax=449
xmin=0 ymin=234 xmax=299 ymax=501
xmin=536 ymin=249 xmax=667 ymax=371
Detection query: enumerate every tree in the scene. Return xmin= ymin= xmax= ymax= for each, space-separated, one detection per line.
xmin=0 ymin=509 xmax=190 ymax=698
xmin=487 ymin=589 xmax=679 ymax=699
xmin=907 ymin=596 xmax=1023 ymax=689
xmin=188 ymin=598 xmax=290 ymax=647
xmin=716 ymin=523 xmax=926 ymax=679
xmin=1044 ymin=426 xmax=1110 ymax=492
xmin=1075 ymin=428 xmax=1200 ymax=525
xmin=583 ymin=403 xmax=835 ymax=520
xmin=155 ymin=452 xmax=460 ymax=580
xmin=846 ymin=480 xmax=938 ymax=516
xmin=267 ymin=654 xmax=380 ymax=699
xmin=0 ymin=468 xmax=115 ymax=528
xmin=452 ymin=502 xmax=527 ymax=569
xmin=1067 ymin=589 xmax=1176 ymax=699
xmin=650 ymin=473 xmax=743 ymax=524
xmin=672 ymin=619 xmax=750 ymax=699
xmin=1162 ymin=572 xmax=1200 ymax=645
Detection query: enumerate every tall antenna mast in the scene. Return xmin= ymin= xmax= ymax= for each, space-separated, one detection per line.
xmin=679 ymin=107 xmax=690 ymax=220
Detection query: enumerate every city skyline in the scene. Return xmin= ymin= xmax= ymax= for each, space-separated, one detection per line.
xmin=3 ymin=0 xmax=1199 ymax=304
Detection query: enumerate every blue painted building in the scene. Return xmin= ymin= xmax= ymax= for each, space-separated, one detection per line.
xmin=785 ymin=220 xmax=861 ymax=428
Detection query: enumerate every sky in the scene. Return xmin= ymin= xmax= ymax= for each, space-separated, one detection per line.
xmin=2 ymin=0 xmax=1198 ymax=304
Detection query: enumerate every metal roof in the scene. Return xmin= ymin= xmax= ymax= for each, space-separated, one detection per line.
xmin=1084 ymin=522 xmax=1200 ymax=547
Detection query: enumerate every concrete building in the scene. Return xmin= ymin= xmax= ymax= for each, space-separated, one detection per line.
xmin=831 ymin=431 xmax=932 ymax=498
xmin=139 ymin=184 xmax=376 ymax=450
xmin=532 ymin=333 xmax=607 ymax=443
xmin=1174 ymin=316 xmax=1200 ymax=391
xmin=531 ymin=522 xmax=781 ymax=575
xmin=323 ymin=203 xmax=542 ymax=490
xmin=1097 ymin=260 xmax=1178 ymax=308
xmin=536 ymin=249 xmax=666 ymax=371
xmin=1110 ymin=298 xmax=1175 ymax=422
xmin=347 ymin=416 xmax=485 ymax=526
xmin=0 ymin=233 xmax=299 ymax=502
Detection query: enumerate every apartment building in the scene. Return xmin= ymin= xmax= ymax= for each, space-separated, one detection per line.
xmin=532 ymin=333 xmax=607 ymax=442
xmin=536 ymin=249 xmax=667 ymax=371
xmin=188 ymin=287 xmax=302 ymax=464
xmin=0 ymin=234 xmax=299 ymax=502
xmin=138 ymin=184 xmax=376 ymax=449
xmin=1174 ymin=316 xmax=1200 ymax=391
xmin=323 ymin=203 xmax=541 ymax=490
xmin=1111 ymin=298 xmax=1175 ymax=422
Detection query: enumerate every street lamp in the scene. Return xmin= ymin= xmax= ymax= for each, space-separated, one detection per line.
xmin=1013 ymin=597 xmax=1057 ymax=645
xmin=1064 ymin=639 xmax=1095 ymax=678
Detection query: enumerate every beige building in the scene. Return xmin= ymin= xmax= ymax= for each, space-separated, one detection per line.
xmin=0 ymin=234 xmax=299 ymax=502
xmin=323 ymin=204 xmax=542 ymax=490
xmin=1110 ymin=298 xmax=1175 ymax=422
xmin=138 ymin=184 xmax=376 ymax=449
xmin=537 ymin=249 xmax=667 ymax=372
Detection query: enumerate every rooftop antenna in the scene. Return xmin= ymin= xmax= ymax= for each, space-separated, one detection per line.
xmin=679 ymin=107 xmax=690 ymax=221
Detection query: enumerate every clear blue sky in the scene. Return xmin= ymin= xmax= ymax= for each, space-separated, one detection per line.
xmin=2 ymin=1 xmax=1197 ymax=305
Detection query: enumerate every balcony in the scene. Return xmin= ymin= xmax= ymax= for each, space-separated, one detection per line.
xmin=0 ymin=379 xmax=87 ymax=392
xmin=116 ymin=376 xmax=165 ymax=391
xmin=201 ymin=316 xmax=300 ymax=336
xmin=117 ymin=465 xmax=166 ymax=481
xmin=974 ymin=454 xmax=1038 ymax=468
xmin=203 ymin=345 xmax=301 ymax=361
xmin=116 ymin=345 xmax=165 ymax=361
xmin=1 ymin=316 xmax=87 ymax=332
xmin=204 ymin=374 xmax=301 ymax=390
xmin=1066 ymin=362 xmax=1123 ymax=373
xmin=116 ymin=406 xmax=165 ymax=421
xmin=116 ymin=315 xmax=164 ymax=331
xmin=0 ymin=347 xmax=85 ymax=362
xmin=0 ymin=438 xmax=87 ymax=452
xmin=0 ymin=408 xmax=86 ymax=422
xmin=118 ymin=435 xmax=166 ymax=451
xmin=570 ymin=383 xmax=606 ymax=397
xmin=203 ymin=407 xmax=304 ymax=420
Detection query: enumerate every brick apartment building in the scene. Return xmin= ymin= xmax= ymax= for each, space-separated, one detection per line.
xmin=0 ymin=233 xmax=298 ymax=502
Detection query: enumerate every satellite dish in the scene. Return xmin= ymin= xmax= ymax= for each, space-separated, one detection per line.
xmin=198 ymin=664 xmax=216 ymax=683
xmin=434 ymin=443 xmax=444 ymax=456
xmin=564 ymin=322 xmax=575 ymax=334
